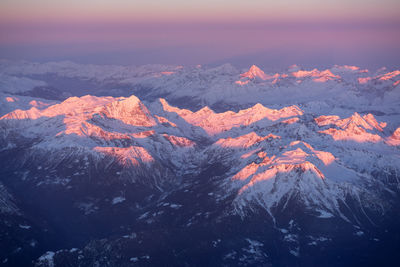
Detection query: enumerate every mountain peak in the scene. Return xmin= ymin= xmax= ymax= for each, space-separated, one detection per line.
xmin=119 ymin=95 xmax=141 ymax=106
xmin=100 ymin=94 xmax=156 ymax=127
xmin=315 ymin=113 xmax=385 ymax=143
xmin=249 ymin=64 xmax=261 ymax=71
xmin=241 ymin=65 xmax=268 ymax=80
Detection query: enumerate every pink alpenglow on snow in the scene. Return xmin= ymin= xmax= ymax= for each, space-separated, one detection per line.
xmin=240 ymin=65 xmax=269 ymax=80
xmin=215 ymin=132 xmax=279 ymax=149
xmin=99 ymin=95 xmax=157 ymax=127
xmin=281 ymin=117 xmax=299 ymax=124
xmin=235 ymin=80 xmax=250 ymax=86
xmin=291 ymin=69 xmax=340 ymax=82
xmin=238 ymin=162 xmax=325 ymax=194
xmin=162 ymin=134 xmax=195 ymax=147
xmin=132 ymin=130 xmax=155 ymax=139
xmin=236 ymin=65 xmax=281 ymax=85
xmin=358 ymin=77 xmax=372 ymax=84
xmin=94 ymin=146 xmax=154 ymax=166
xmin=232 ymin=142 xmax=332 ymax=183
xmin=160 ymin=98 xmax=303 ymax=135
xmin=0 ymin=95 xmax=161 ymax=143
xmin=379 ymin=70 xmax=400 ymax=81
xmin=155 ymin=115 xmax=177 ymax=127
xmin=386 ymin=128 xmax=400 ymax=146
xmin=340 ymin=65 xmax=360 ymax=71
xmin=5 ymin=97 xmax=16 ymax=102
xmin=357 ymin=70 xmax=400 ymax=84
xmin=289 ymin=141 xmax=335 ymax=166
xmin=1 ymin=95 xmax=116 ymax=121
xmin=233 ymin=162 xmax=261 ymax=181
xmin=315 ymin=113 xmax=386 ymax=143
xmin=240 ymin=148 xmax=262 ymax=159
xmin=61 ymin=120 xmax=131 ymax=141
xmin=161 ymin=71 xmax=175 ymax=76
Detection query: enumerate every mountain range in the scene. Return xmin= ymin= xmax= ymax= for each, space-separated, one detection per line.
xmin=0 ymin=61 xmax=399 ymax=266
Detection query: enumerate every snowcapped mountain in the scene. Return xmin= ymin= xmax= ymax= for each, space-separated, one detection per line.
xmin=241 ymin=65 xmax=268 ymax=79
xmin=1 ymin=60 xmax=399 ymax=112
xmin=0 ymin=61 xmax=400 ymax=266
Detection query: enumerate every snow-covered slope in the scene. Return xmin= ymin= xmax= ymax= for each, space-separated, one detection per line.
xmin=0 ymin=93 xmax=55 ymax=116
xmin=1 ymin=61 xmax=400 ymax=266
xmin=1 ymin=60 xmax=399 ymax=113
xmin=1 ymin=92 xmax=398 ymax=221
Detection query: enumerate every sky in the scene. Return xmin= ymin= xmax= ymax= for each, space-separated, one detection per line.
xmin=0 ymin=0 xmax=399 ymax=69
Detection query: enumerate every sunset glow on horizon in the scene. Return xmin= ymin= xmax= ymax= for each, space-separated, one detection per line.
xmin=0 ymin=0 xmax=399 ymax=68
xmin=2 ymin=0 xmax=400 ymax=22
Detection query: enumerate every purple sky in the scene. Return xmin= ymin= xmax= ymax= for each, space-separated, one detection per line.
xmin=0 ymin=0 xmax=399 ymax=69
